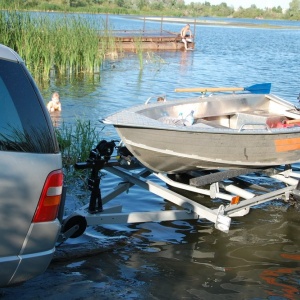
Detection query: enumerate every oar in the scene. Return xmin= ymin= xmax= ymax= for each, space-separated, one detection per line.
xmin=175 ymin=83 xmax=271 ymax=94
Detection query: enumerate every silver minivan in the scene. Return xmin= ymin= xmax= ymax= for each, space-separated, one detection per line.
xmin=0 ymin=44 xmax=63 ymax=287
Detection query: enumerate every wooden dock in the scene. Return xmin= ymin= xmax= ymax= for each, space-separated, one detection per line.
xmin=105 ymin=30 xmax=195 ymax=51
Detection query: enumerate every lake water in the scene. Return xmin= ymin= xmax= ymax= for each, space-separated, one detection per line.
xmin=44 ymin=15 xmax=300 ymax=299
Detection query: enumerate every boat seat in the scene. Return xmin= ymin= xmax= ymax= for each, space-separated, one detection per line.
xmin=192 ymin=122 xmax=214 ymax=129
xmin=193 ymin=119 xmax=228 ymax=129
xmin=230 ymin=112 xmax=287 ymax=129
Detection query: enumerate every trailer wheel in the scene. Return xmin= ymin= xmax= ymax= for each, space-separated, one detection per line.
xmin=61 ymin=214 xmax=87 ymax=238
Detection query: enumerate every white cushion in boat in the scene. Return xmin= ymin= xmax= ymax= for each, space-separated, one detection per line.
xmin=192 ymin=122 xmax=214 ymax=128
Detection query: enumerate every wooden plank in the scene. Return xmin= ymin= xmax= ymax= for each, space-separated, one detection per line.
xmin=99 ymin=30 xmax=194 ymax=51
xmin=115 ymin=41 xmax=194 ymax=51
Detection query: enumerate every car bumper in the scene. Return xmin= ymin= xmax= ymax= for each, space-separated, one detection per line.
xmin=0 ymin=219 xmax=61 ymax=287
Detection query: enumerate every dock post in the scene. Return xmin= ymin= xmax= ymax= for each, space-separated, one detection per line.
xmin=106 ymin=13 xmax=109 ymax=30
xmin=193 ymin=19 xmax=196 ymax=38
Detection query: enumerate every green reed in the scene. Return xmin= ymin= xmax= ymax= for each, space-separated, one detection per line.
xmin=0 ymin=11 xmax=111 ymax=81
xmin=54 ymin=119 xmax=101 ymax=174
xmin=98 ymin=23 xmax=119 ymax=59
xmin=134 ymin=37 xmax=144 ymax=70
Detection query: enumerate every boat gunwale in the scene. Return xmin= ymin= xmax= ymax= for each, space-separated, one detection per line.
xmin=103 ymin=93 xmax=300 ymax=134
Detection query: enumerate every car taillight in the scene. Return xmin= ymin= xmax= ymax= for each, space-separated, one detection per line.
xmin=33 ymin=170 xmax=63 ymax=223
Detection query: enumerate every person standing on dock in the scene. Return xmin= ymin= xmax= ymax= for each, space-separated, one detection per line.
xmin=180 ymin=24 xmax=193 ymax=50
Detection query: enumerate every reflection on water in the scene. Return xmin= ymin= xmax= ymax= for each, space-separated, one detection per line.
xmin=43 ymin=15 xmax=300 ymax=299
xmin=76 ymin=171 xmax=300 ymax=299
xmin=62 ymin=206 xmax=299 ymax=299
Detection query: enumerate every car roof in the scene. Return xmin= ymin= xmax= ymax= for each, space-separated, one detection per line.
xmin=0 ymin=44 xmax=23 ymax=63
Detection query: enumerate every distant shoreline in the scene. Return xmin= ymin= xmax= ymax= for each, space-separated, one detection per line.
xmin=136 ymin=16 xmax=300 ymax=30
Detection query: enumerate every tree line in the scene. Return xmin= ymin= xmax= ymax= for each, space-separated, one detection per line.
xmin=0 ymin=0 xmax=299 ymax=20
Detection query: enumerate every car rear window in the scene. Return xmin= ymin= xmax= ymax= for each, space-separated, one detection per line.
xmin=0 ymin=60 xmax=57 ymax=153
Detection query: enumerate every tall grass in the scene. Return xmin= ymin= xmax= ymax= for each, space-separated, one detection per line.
xmin=0 ymin=11 xmax=109 ymax=80
xmin=54 ymin=119 xmax=102 ymax=174
xmin=98 ymin=19 xmax=121 ymax=60
xmin=134 ymin=37 xmax=144 ymax=70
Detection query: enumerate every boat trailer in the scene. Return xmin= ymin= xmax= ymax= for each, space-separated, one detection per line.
xmin=57 ymin=140 xmax=300 ymax=243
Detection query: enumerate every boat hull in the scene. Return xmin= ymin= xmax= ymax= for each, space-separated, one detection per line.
xmin=104 ymin=93 xmax=300 ymax=174
xmin=115 ymin=126 xmax=300 ymax=173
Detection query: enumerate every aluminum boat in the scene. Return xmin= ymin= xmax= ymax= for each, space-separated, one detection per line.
xmin=103 ymin=84 xmax=300 ymax=174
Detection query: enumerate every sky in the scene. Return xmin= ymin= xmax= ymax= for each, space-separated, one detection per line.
xmin=184 ymin=0 xmax=289 ymax=10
